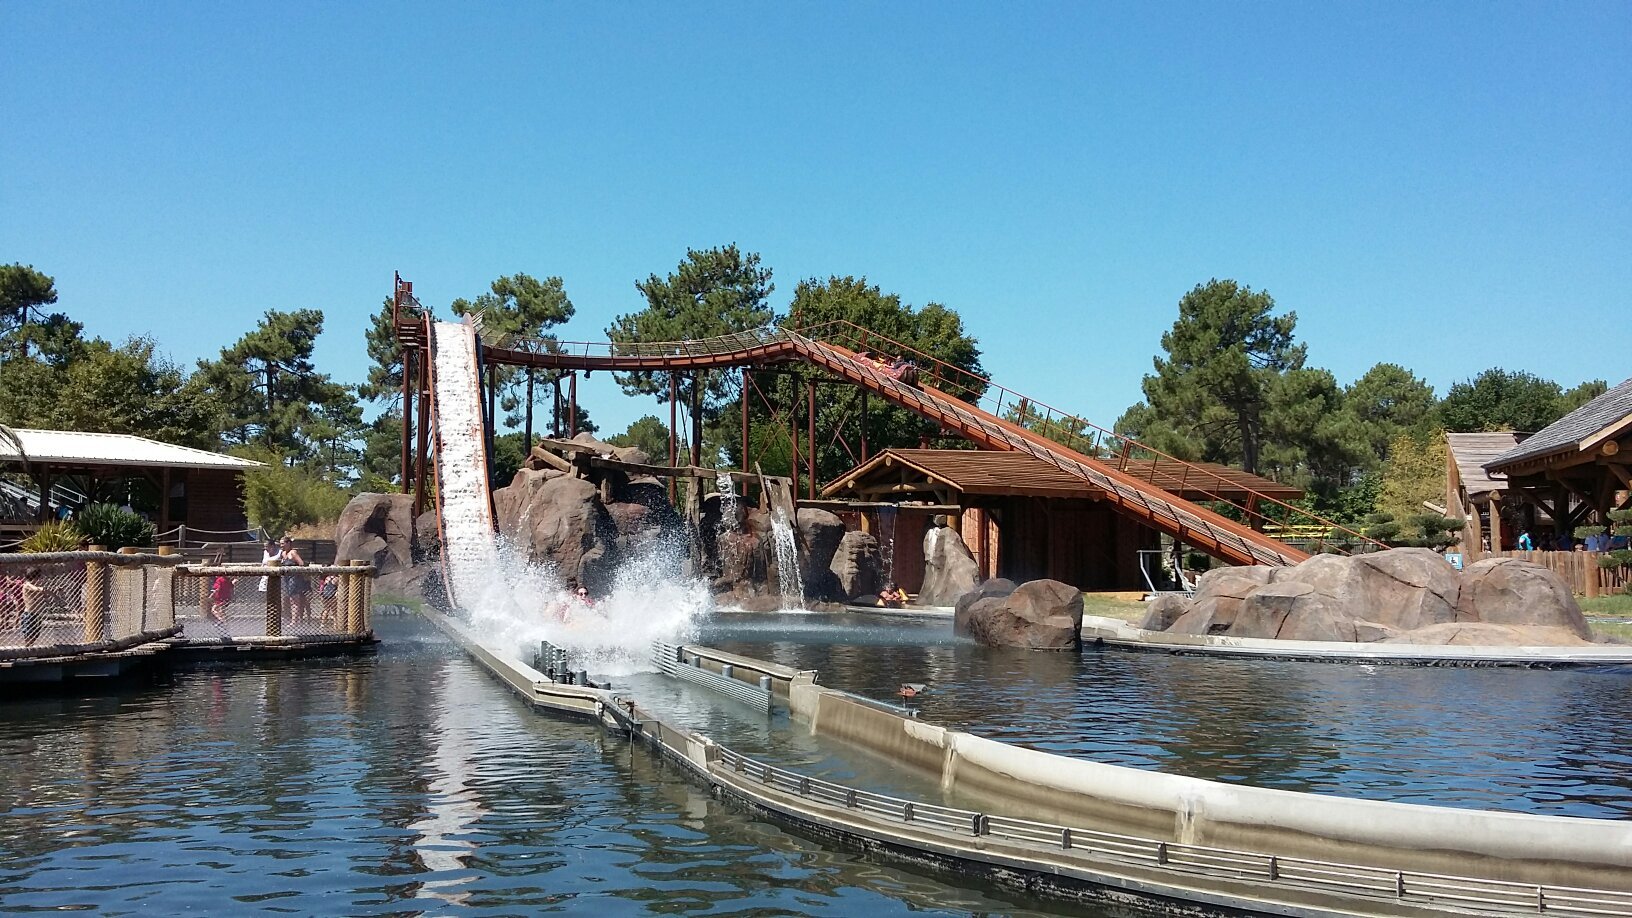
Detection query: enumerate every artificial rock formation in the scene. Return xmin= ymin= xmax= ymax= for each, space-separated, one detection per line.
xmin=919 ymin=516 xmax=981 ymax=606
xmin=796 ymin=508 xmax=846 ymax=601
xmin=335 ymin=492 xmax=439 ymax=603
xmin=336 ymin=493 xmax=415 ymax=576
xmin=830 ymin=530 xmax=885 ymax=601
xmin=1144 ymin=548 xmax=1593 ymax=646
xmin=957 ymin=579 xmax=1083 ymax=650
xmin=493 ymin=470 xmax=616 ymax=591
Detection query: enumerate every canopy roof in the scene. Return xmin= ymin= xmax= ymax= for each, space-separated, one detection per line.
xmin=1446 ymin=432 xmax=1526 ymax=499
xmin=0 ymin=429 xmax=262 ymax=471
xmin=824 ymin=449 xmax=1302 ymax=502
xmin=1486 ymin=377 xmax=1632 ymax=473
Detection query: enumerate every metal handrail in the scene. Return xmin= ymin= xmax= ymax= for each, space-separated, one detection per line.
xmin=710 ymin=746 xmax=1632 ymax=917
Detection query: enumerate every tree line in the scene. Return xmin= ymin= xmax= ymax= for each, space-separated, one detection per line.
xmin=1113 ymin=279 xmax=1607 ymax=525
xmin=3 ymin=258 xmax=1603 ymax=533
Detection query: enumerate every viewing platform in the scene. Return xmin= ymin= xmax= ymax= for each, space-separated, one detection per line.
xmin=0 ymin=549 xmax=377 ymax=687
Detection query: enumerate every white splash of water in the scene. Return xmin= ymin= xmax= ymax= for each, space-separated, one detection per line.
xmin=878 ymin=505 xmax=898 ymax=582
xmin=715 ymin=472 xmax=740 ymax=576
xmin=461 ymin=539 xmax=708 ymax=677
xmin=771 ymin=506 xmax=804 ymax=609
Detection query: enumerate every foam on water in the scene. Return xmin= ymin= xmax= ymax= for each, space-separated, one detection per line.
xmin=461 ymin=539 xmax=708 ymax=676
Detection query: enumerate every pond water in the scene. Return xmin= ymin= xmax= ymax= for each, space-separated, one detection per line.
xmin=0 ymin=616 xmax=1104 ymax=916
xmin=703 ymin=612 xmax=1632 ymax=819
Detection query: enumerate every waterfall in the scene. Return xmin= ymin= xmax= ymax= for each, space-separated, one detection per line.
xmin=715 ymin=472 xmax=739 ymax=575
xmin=770 ymin=507 xmax=804 ymax=609
xmin=878 ymin=505 xmax=898 ymax=583
xmin=429 ymin=321 xmax=706 ymax=675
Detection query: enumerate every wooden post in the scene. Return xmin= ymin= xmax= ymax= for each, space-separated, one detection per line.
xmin=84 ymin=546 xmax=109 ymax=643
xmin=790 ymin=376 xmax=800 ymax=501
xmin=1586 ymin=553 xmax=1601 ymax=599
xmin=159 ymin=467 xmax=172 ymax=536
xmin=668 ymin=371 xmax=679 ymax=504
xmin=264 ymin=558 xmax=282 ymax=637
xmin=860 ymin=388 xmax=869 ymax=462
xmin=568 ymin=371 xmax=578 ymax=438
xmin=553 ymin=376 xmax=563 ymax=439
xmin=361 ymin=565 xmax=373 ymax=633
xmin=176 ymin=523 xmax=187 ymax=551
xmin=414 ymin=354 xmax=431 ymax=518
xmin=741 ymin=368 xmax=750 ymax=476
xmin=347 ymin=560 xmax=368 ymax=634
xmin=401 ymin=349 xmax=413 ymax=493
xmin=690 ymin=371 xmax=703 ymax=469
xmin=807 ymin=378 xmax=816 ymax=500
xmin=38 ymin=466 xmax=51 ymax=523
xmin=524 ymin=367 xmax=535 ymax=450
xmin=485 ymin=359 xmax=498 ymax=448
xmin=198 ymin=568 xmax=212 ymax=623
xmin=1489 ymin=491 xmax=1504 ymax=552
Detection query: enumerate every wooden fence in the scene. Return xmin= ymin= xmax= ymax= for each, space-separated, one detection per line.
xmin=1471 ymin=550 xmax=1629 ymax=597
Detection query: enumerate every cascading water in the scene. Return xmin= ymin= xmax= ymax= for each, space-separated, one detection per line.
xmin=878 ymin=504 xmax=898 ymax=583
xmin=715 ymin=472 xmax=739 ymax=575
xmin=429 ymin=320 xmax=706 ymax=676
xmin=770 ymin=507 xmax=804 ymax=609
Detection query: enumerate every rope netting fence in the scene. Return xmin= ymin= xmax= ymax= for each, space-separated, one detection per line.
xmin=0 ymin=551 xmax=180 ymax=659
xmin=0 ymin=552 xmax=376 ymax=659
xmin=172 ymin=563 xmax=375 ymax=642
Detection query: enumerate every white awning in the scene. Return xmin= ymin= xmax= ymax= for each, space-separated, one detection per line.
xmin=0 ymin=429 xmax=263 ymax=471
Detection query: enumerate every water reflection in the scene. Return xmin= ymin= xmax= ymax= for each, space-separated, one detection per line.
xmin=0 ymin=616 xmax=1103 ymax=916
xmin=704 ymin=612 xmax=1632 ymax=818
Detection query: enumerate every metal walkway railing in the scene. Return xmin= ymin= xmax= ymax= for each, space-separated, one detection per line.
xmin=713 ymin=746 xmax=1632 ymax=917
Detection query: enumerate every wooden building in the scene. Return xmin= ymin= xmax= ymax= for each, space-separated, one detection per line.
xmin=0 ymin=429 xmax=262 ymax=541
xmin=820 ymin=449 xmax=1301 ymax=592
xmin=1484 ymin=376 xmax=1632 ymax=544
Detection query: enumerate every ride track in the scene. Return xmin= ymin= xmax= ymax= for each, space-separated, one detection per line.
xmin=468 ymin=320 xmax=1387 ymax=570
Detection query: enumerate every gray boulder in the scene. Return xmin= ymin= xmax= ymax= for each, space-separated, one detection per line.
xmin=1456 ymin=557 xmax=1591 ymax=639
xmin=919 ymin=517 xmax=981 ymax=606
xmin=493 ymin=470 xmax=616 ymax=592
xmin=1167 ymin=566 xmax=1276 ymax=635
xmin=830 ymin=530 xmax=885 ymax=601
xmin=335 ymin=493 xmax=415 ymax=575
xmin=796 ymin=509 xmax=846 ymax=600
xmin=1137 ymin=593 xmax=1189 ymax=631
xmin=961 ymin=579 xmax=1083 ymax=650
xmin=954 ymin=578 xmax=1017 ymax=635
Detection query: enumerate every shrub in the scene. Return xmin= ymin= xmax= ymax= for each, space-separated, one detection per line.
xmin=75 ymin=502 xmax=156 ymax=549
xmin=21 ymin=520 xmax=84 ymax=552
xmin=242 ymin=460 xmax=351 ymax=539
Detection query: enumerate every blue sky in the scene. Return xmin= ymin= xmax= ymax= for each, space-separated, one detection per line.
xmin=3 ymin=2 xmax=1627 ymax=437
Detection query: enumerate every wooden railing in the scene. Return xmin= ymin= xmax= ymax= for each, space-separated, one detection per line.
xmin=1472 ymin=550 xmax=1630 ymax=597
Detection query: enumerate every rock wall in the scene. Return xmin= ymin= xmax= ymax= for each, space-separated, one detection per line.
xmin=1146 ymin=548 xmax=1593 ymax=646
xmin=956 ymin=579 xmax=1082 ymax=650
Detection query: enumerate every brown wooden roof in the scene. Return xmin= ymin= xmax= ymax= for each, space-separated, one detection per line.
xmin=1446 ymin=431 xmax=1524 ymax=499
xmin=823 ymin=449 xmax=1302 ymax=502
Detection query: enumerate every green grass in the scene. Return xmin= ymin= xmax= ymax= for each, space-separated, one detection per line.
xmin=374 ymin=592 xmax=425 ymax=614
xmin=1080 ymin=593 xmax=1148 ymax=624
xmin=1581 ymin=593 xmax=1632 ymax=618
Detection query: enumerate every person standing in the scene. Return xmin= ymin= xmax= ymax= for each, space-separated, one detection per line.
xmin=279 ymin=537 xmax=310 ymax=626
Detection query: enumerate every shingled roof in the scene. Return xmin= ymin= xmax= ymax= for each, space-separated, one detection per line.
xmin=1486 ymin=376 xmax=1632 ymax=471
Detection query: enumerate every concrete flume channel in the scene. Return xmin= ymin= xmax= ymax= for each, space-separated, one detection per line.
xmin=424 ymin=608 xmax=1632 ymax=917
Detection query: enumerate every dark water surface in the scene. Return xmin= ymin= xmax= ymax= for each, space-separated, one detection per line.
xmin=0 ymin=616 xmax=1103 ymax=916
xmin=703 ymin=612 xmax=1632 ymax=820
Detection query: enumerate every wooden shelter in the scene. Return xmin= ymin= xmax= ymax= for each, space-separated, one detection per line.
xmin=1484 ymin=376 xmax=1632 ymax=545
xmin=819 ymin=449 xmax=1302 ymax=592
xmin=0 ymin=429 xmax=261 ymax=541
xmin=1445 ymin=431 xmax=1527 ymax=553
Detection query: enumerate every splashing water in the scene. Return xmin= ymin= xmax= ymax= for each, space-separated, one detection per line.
xmin=460 ymin=539 xmax=709 ymax=677
xmin=715 ymin=472 xmax=739 ymax=575
xmin=771 ymin=507 xmax=804 ymax=609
